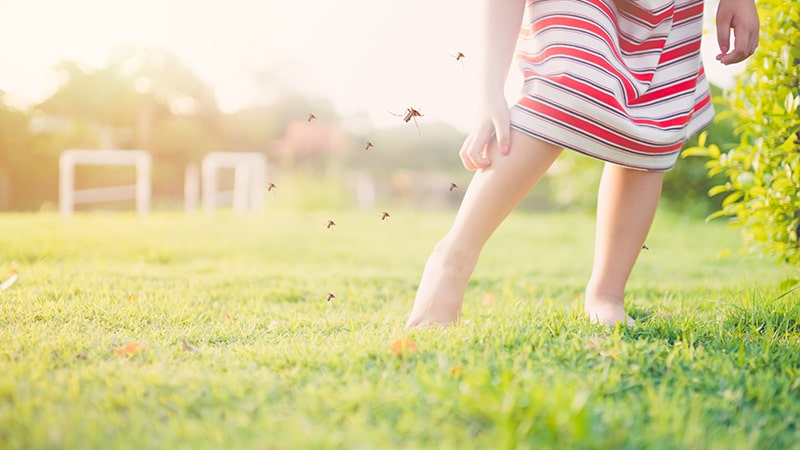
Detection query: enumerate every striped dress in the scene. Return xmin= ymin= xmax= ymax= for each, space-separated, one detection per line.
xmin=509 ymin=0 xmax=713 ymax=171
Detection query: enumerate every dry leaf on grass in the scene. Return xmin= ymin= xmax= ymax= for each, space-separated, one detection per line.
xmin=390 ymin=338 xmax=418 ymax=356
xmin=115 ymin=342 xmax=146 ymax=356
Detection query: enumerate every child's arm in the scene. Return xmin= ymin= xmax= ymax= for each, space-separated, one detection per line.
xmin=715 ymin=0 xmax=760 ymax=65
xmin=476 ymin=0 xmax=526 ymax=107
xmin=459 ymin=0 xmax=526 ymax=171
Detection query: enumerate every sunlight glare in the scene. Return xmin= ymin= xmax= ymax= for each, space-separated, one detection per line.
xmin=0 ymin=0 xmax=741 ymax=132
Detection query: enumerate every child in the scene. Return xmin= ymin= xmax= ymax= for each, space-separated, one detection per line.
xmin=406 ymin=0 xmax=759 ymax=328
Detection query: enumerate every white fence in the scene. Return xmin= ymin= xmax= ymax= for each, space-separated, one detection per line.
xmin=59 ymin=150 xmax=268 ymax=216
xmin=59 ymin=149 xmax=152 ymax=217
xmin=201 ymin=152 xmax=267 ymax=214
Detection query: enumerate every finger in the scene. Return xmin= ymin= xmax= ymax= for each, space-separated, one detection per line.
xmin=466 ymin=139 xmax=492 ymax=170
xmin=458 ymin=136 xmax=478 ymax=171
xmin=715 ymin=9 xmax=733 ymax=59
xmin=719 ymin=22 xmax=759 ymax=65
xmin=493 ymin=119 xmax=511 ymax=156
xmin=718 ymin=46 xmax=749 ymax=65
xmin=743 ymin=19 xmax=761 ymax=57
xmin=465 ymin=125 xmax=495 ymax=169
xmin=463 ymin=138 xmax=491 ymax=170
xmin=459 ymin=135 xmax=491 ymax=171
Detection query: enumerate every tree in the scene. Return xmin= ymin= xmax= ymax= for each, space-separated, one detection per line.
xmin=683 ymin=0 xmax=800 ymax=265
xmin=40 ymin=60 xmax=132 ymax=126
xmin=106 ymin=45 xmax=221 ymax=149
xmin=40 ymin=46 xmax=222 ymax=150
xmin=33 ymin=46 xmax=226 ymax=203
xmin=0 ymin=93 xmax=31 ymax=208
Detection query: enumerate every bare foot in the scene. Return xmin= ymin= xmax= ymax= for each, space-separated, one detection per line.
xmin=405 ymin=243 xmax=476 ymax=329
xmin=584 ymin=299 xmax=635 ymax=327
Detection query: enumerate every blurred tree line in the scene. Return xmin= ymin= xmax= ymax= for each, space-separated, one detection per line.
xmin=0 ymin=46 xmax=338 ymax=210
xmin=0 ymin=45 xmax=735 ymax=213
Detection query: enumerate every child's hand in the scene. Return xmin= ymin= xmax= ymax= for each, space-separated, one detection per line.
xmin=715 ymin=0 xmax=760 ymax=65
xmin=458 ymin=98 xmax=511 ymax=171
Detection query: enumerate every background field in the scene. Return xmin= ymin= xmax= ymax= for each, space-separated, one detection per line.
xmin=1 ymin=208 xmax=798 ymax=450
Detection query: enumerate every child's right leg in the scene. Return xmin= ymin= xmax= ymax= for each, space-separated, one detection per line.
xmin=405 ymin=130 xmax=562 ymax=328
xmin=584 ymin=163 xmax=664 ymax=326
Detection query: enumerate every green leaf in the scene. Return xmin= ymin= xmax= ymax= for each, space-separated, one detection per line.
xmin=707 ymin=144 xmax=721 ymax=159
xmin=681 ymin=146 xmax=708 ymax=158
xmin=722 ymin=191 xmax=744 ymax=207
xmin=706 ymin=209 xmax=734 ymax=222
xmin=709 ymin=185 xmax=730 ymax=197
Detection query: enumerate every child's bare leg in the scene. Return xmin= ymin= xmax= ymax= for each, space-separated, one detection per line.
xmin=584 ymin=163 xmax=664 ymax=326
xmin=405 ymin=131 xmax=562 ymax=328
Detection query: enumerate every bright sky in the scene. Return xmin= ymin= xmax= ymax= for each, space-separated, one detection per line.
xmin=0 ymin=0 xmax=743 ymax=132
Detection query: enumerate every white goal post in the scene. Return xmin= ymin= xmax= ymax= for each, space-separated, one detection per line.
xmin=201 ymin=152 xmax=267 ymax=214
xmin=59 ymin=149 xmax=152 ymax=217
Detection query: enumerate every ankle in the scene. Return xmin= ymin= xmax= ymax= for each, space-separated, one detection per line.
xmin=432 ymin=237 xmax=479 ymax=273
xmin=584 ymin=295 xmax=624 ymax=308
xmin=584 ymin=285 xmax=634 ymax=326
xmin=584 ymin=282 xmax=624 ymax=306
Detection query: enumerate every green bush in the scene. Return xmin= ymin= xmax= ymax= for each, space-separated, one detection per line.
xmin=683 ymin=0 xmax=800 ymax=265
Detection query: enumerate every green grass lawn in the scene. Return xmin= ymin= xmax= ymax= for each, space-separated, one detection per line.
xmin=0 ymin=208 xmax=798 ymax=450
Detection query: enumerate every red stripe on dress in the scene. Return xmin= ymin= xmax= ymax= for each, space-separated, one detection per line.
xmin=693 ymin=91 xmax=711 ymax=114
xmin=673 ymin=2 xmax=704 ymax=23
xmin=517 ymin=95 xmax=685 ymax=154
xmin=614 ymin=1 xmax=676 ymax=29
xmin=529 ymin=15 xmax=668 ymax=54
xmin=524 ymin=72 xmax=697 ymax=127
xmin=518 ymin=45 xmax=653 ymax=97
xmin=658 ymin=40 xmax=701 ymax=64
xmin=629 ymin=78 xmax=699 ymax=106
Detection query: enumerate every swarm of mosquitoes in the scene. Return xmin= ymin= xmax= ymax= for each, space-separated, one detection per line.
xmin=274 ymin=52 xmax=469 ymax=304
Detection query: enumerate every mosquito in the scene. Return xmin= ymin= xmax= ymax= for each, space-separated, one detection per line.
xmin=365 ymin=141 xmax=375 ymax=151
xmin=642 ymin=245 xmax=649 ymax=250
xmin=449 ymin=182 xmax=459 ymax=191
xmin=450 ymin=51 xmax=466 ymax=68
xmin=325 ymin=219 xmax=336 ymax=229
xmin=307 ymin=113 xmax=316 ymax=122
xmin=266 ymin=182 xmax=277 ymax=192
xmin=381 ymin=211 xmax=391 ymax=221
xmin=326 ymin=293 xmax=336 ymax=302
xmin=390 ymin=107 xmax=424 ymax=135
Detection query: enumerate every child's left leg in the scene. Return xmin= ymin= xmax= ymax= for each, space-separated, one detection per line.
xmin=405 ymin=131 xmax=563 ymax=328
xmin=584 ymin=163 xmax=664 ymax=325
